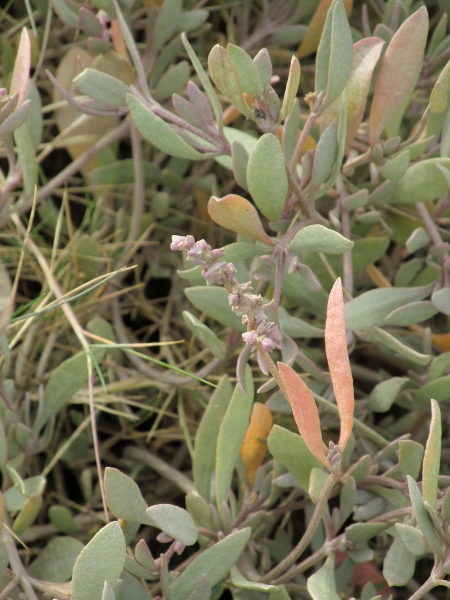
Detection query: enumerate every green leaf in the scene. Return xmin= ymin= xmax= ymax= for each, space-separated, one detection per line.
xmin=14 ymin=124 xmax=37 ymax=196
xmin=12 ymin=494 xmax=42 ymax=534
xmin=363 ymin=327 xmax=430 ymax=366
xmin=74 ymin=69 xmax=130 ymax=106
xmin=247 ymin=133 xmax=288 ymax=221
xmin=104 ymin=467 xmax=152 ymax=525
xmin=315 ymin=0 xmax=353 ymax=111
xmin=370 ymin=7 xmax=429 ymax=145
xmin=346 ymin=522 xmax=391 ymax=543
xmin=27 ymin=537 xmax=84 ymax=583
xmin=388 ymin=158 xmax=450 ymax=204
xmin=407 ymin=476 xmax=445 ymax=558
xmin=380 ymin=150 xmax=410 ymax=181
xmin=89 ymin=159 xmax=160 ymax=186
xmin=169 ymin=528 xmax=251 ymax=600
xmin=280 ymin=56 xmax=301 ymax=121
xmin=344 ymin=285 xmax=432 ymax=330
xmin=146 ymin=504 xmax=198 ymax=546
xmin=183 ymin=311 xmax=225 ymax=359
xmin=126 ymin=94 xmax=205 ymax=160
xmin=215 ymin=367 xmax=254 ymax=517
xmin=102 ymin=581 xmax=115 ymax=600
xmin=155 ymin=61 xmax=190 ymax=100
xmin=48 ymin=505 xmax=79 ymax=534
xmin=289 ymin=224 xmax=353 ymax=255
xmin=432 ymin=288 xmax=450 ymax=315
xmin=368 ymin=377 xmax=408 ymax=412
xmin=185 ymin=491 xmax=214 ymax=530
xmin=416 ymin=375 xmax=450 ymax=403
xmin=230 ymin=566 xmax=276 ymax=591
xmin=37 ymin=346 xmax=105 ymax=431
xmin=208 ymin=45 xmax=255 ymax=120
xmin=267 ymin=425 xmax=322 ymax=490
xmin=186 ymin=576 xmax=211 ymax=600
xmin=340 ymin=477 xmax=356 ymax=525
xmin=278 ymin=307 xmax=324 ymax=338
xmin=307 ymin=122 xmax=337 ymax=191
xmin=395 ymin=523 xmax=426 ymax=556
xmin=154 ymin=0 xmax=182 ymax=49
xmin=72 ymin=522 xmax=126 ymax=600
xmin=430 ymin=59 xmax=450 ymax=114
xmin=193 ymin=376 xmax=233 ymax=501
xmin=383 ymin=536 xmax=416 ymax=586
xmin=231 ymin=140 xmax=249 ymax=191
xmin=185 ymin=286 xmax=245 ymax=331
xmin=422 ymin=399 xmax=441 ymax=513
xmin=227 ymin=44 xmax=263 ymax=98
xmin=223 ymin=242 xmax=267 ymax=263
xmin=307 ymin=554 xmax=341 ymax=600
xmin=384 ymin=301 xmax=438 ymax=326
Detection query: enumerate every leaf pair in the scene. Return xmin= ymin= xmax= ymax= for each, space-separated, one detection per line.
xmin=278 ymin=278 xmax=354 ymax=469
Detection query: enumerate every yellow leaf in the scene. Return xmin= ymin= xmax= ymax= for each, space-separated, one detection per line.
xmin=240 ymin=403 xmax=273 ymax=487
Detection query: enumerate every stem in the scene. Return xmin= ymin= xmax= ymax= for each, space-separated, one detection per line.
xmin=408 ymin=563 xmax=445 ymax=600
xmin=2 ymin=526 xmax=38 ymax=600
xmin=272 ymin=250 xmax=285 ymax=309
xmin=289 ymin=93 xmax=324 ymax=171
xmin=255 ymin=343 xmax=286 ymax=397
xmin=259 ymin=471 xmax=339 ymax=583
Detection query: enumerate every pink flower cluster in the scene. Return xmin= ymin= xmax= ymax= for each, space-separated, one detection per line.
xmin=171 ymin=235 xmax=283 ymax=352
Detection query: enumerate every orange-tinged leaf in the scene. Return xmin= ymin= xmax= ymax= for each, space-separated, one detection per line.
xmin=223 ymin=92 xmax=254 ymax=126
xmin=319 ymin=38 xmax=384 ymax=153
xmin=369 ymin=7 xmax=428 ymax=146
xmin=431 ymin=333 xmax=450 ymax=352
xmin=111 ymin=20 xmax=130 ymax=64
xmin=298 ymin=0 xmax=353 ymax=59
xmin=240 ymin=402 xmax=273 ymax=487
xmin=207 ymin=194 xmax=275 ymax=246
xmin=10 ymin=28 xmax=30 ymax=106
xmin=278 ymin=362 xmax=331 ymax=469
xmin=277 ymin=126 xmax=317 ymax=161
xmin=325 ymin=278 xmax=354 ymax=450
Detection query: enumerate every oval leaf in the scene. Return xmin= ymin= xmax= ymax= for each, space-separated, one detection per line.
xmin=207 ymin=194 xmax=274 ymax=245
xmin=146 ymin=504 xmax=198 ymax=546
xmin=104 ymin=467 xmax=153 ymax=525
xmin=72 ymin=522 xmax=126 ymax=600
xmin=227 ymin=44 xmax=263 ymax=99
xmin=325 ymin=278 xmax=354 ymax=450
xmin=277 ymin=362 xmax=330 ymax=468
xmin=370 ymin=7 xmax=429 ymax=145
xmin=74 ymin=69 xmax=130 ymax=107
xmin=247 ymin=133 xmax=288 ymax=221
xmin=289 ymin=224 xmax=353 ymax=255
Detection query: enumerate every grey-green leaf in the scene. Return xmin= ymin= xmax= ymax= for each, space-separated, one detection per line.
xmin=307 ymin=122 xmax=337 ymax=191
xmin=183 ymin=311 xmax=225 ymax=359
xmin=344 ymin=285 xmax=432 ymax=330
xmin=169 ymin=528 xmax=251 ymax=600
xmin=185 ymin=286 xmax=245 ymax=331
xmin=422 ymin=399 xmax=441 ymax=513
xmin=146 ymin=504 xmax=198 ymax=546
xmin=368 ymin=377 xmax=408 ymax=412
xmin=27 ymin=537 xmax=84 ymax=583
xmin=395 ymin=523 xmax=426 ymax=556
xmin=72 ymin=522 xmax=126 ymax=600
xmin=289 ymin=224 xmax=353 ymax=255
xmin=127 ymin=94 xmax=205 ymax=160
xmin=267 ymin=425 xmax=322 ymax=490
xmin=383 ymin=536 xmax=416 ymax=586
xmin=227 ymin=44 xmax=263 ymax=98
xmin=193 ymin=376 xmax=233 ymax=501
xmin=104 ymin=467 xmax=153 ymax=525
xmin=307 ymin=554 xmax=341 ymax=600
xmin=215 ymin=367 xmax=254 ymax=517
xmin=247 ymin=133 xmax=288 ymax=221
xmin=407 ymin=476 xmax=445 ymax=558
xmin=315 ymin=0 xmax=353 ymax=110
xmin=74 ymin=69 xmax=130 ymax=106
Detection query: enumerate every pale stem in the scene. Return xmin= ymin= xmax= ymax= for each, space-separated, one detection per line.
xmin=289 ymin=92 xmax=324 ymax=171
xmin=259 ymin=471 xmax=340 ymax=583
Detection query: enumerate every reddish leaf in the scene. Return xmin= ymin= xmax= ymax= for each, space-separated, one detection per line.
xmin=10 ymin=28 xmax=31 ymax=107
xmin=207 ymin=194 xmax=275 ymax=246
xmin=369 ymin=7 xmax=428 ymax=146
xmin=278 ymin=362 xmax=331 ymax=469
xmin=325 ymin=278 xmax=354 ymax=450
